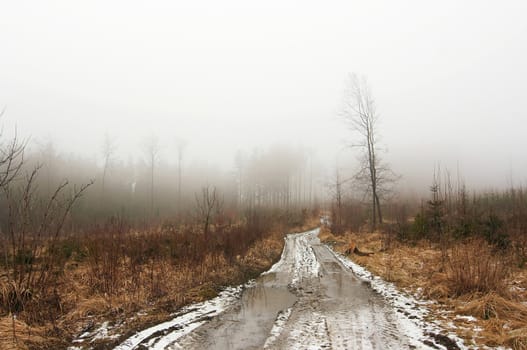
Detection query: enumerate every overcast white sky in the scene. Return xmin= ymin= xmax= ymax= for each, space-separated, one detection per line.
xmin=1 ymin=0 xmax=526 ymax=189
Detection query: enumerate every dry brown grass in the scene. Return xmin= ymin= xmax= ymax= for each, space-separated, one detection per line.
xmin=322 ymin=229 xmax=527 ymax=349
xmin=459 ymin=292 xmax=527 ymax=323
xmin=0 ymin=317 xmax=51 ymax=350
xmin=456 ymin=292 xmax=527 ymax=348
xmin=448 ymin=239 xmax=510 ymax=296
xmin=505 ymin=327 xmax=527 ymax=350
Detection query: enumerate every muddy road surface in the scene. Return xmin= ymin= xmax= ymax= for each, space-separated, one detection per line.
xmin=116 ymin=229 xmax=461 ymax=349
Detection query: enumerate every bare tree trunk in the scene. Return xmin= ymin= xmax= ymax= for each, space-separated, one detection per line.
xmin=144 ymin=134 xmax=159 ymax=218
xmin=375 ymin=191 xmax=383 ymax=224
xmin=151 ymin=152 xmax=154 ymax=215
xmin=176 ymin=139 xmax=187 ymax=212
xmin=195 ymin=186 xmax=222 ymax=236
xmin=178 ymin=157 xmax=182 ymax=208
xmin=101 ymin=134 xmax=115 ymax=201
xmin=342 ymin=73 xmax=395 ymax=231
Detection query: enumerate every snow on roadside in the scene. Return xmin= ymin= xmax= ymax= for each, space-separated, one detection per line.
xmin=111 ymin=284 xmax=247 ymax=350
xmin=69 ymin=320 xmax=121 ymax=348
xmin=331 ymin=249 xmax=472 ymax=350
xmin=262 ymin=236 xmax=289 ymax=275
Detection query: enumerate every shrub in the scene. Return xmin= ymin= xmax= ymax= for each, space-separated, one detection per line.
xmin=448 ymin=238 xmax=510 ymax=296
xmin=484 ymin=213 xmax=510 ymax=250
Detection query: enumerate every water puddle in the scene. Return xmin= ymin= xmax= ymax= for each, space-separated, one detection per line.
xmin=201 ymin=276 xmax=297 ymax=349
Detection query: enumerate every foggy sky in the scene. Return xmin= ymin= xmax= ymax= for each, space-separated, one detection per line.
xmin=1 ymin=0 xmax=526 ymax=191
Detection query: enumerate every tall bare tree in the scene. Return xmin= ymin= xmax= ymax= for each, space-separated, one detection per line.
xmin=342 ymin=73 xmax=396 ymax=230
xmin=176 ymin=138 xmax=187 ymax=212
xmin=101 ymin=133 xmax=116 ymax=197
xmin=195 ymin=185 xmax=222 ymax=236
xmin=144 ymin=134 xmax=159 ymax=216
xmin=234 ymin=150 xmax=246 ymax=208
xmin=331 ymin=164 xmax=344 ymax=234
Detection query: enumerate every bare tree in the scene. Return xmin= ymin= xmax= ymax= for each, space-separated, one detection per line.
xmin=144 ymin=134 xmax=159 ymax=216
xmin=101 ymin=133 xmax=116 ymax=197
xmin=234 ymin=150 xmax=245 ymax=208
xmin=176 ymin=138 xmax=187 ymax=212
xmin=342 ymin=73 xmax=397 ymax=230
xmin=0 ymin=108 xmax=25 ymax=188
xmin=331 ymin=164 xmax=344 ymax=234
xmin=195 ymin=185 xmax=222 ymax=236
xmin=0 ymin=132 xmax=25 ymax=189
xmin=307 ymin=147 xmax=315 ymax=207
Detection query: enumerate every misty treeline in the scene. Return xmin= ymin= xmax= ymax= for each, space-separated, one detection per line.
xmin=11 ymin=140 xmax=320 ymax=228
xmin=394 ymin=171 xmax=527 ymax=251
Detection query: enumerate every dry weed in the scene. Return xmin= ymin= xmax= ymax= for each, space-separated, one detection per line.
xmin=425 ymin=272 xmax=450 ymax=299
xmin=505 ymin=327 xmax=527 ymax=350
xmin=0 ymin=316 xmax=50 ymax=350
xmin=458 ymin=292 xmax=527 ymax=323
xmin=448 ymin=239 xmax=510 ymax=296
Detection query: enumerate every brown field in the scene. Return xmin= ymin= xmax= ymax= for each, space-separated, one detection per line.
xmin=0 ymin=217 xmax=318 ymax=350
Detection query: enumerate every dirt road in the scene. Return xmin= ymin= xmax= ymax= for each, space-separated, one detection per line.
xmin=116 ymin=229 xmax=462 ymax=349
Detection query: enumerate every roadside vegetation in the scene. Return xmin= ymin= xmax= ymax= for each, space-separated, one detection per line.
xmin=325 ymin=175 xmax=527 ymax=349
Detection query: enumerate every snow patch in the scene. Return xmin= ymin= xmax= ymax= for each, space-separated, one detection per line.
xmin=113 ymin=285 xmax=245 ymax=350
xmin=289 ymin=229 xmax=321 ymax=289
xmin=286 ymin=311 xmax=331 ymax=350
xmin=263 ymin=307 xmax=293 ymax=349
xmin=69 ymin=320 xmax=121 ymax=348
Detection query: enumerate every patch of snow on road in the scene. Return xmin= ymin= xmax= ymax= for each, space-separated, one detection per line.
xmin=289 ymin=229 xmax=321 ymax=289
xmin=263 ymin=307 xmax=293 ymax=349
xmin=286 ymin=311 xmax=332 ymax=350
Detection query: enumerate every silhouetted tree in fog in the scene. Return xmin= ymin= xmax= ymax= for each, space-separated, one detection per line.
xmin=234 ymin=150 xmax=246 ymax=208
xmin=176 ymin=138 xmax=187 ymax=212
xmin=342 ymin=73 xmax=397 ymax=230
xmin=101 ymin=133 xmax=116 ymax=199
xmin=195 ymin=185 xmax=222 ymax=236
xmin=144 ymin=134 xmax=159 ymax=217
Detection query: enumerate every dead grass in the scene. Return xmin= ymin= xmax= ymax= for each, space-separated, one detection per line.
xmin=448 ymin=239 xmax=510 ymax=296
xmin=0 ymin=317 xmax=51 ymax=350
xmin=459 ymin=292 xmax=527 ymax=322
xmin=456 ymin=292 xmax=527 ymax=348
xmin=505 ymin=327 xmax=527 ymax=350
